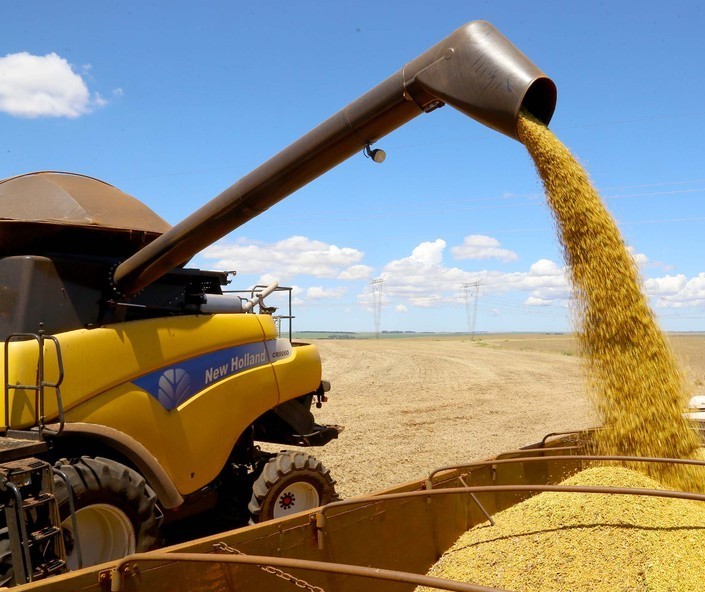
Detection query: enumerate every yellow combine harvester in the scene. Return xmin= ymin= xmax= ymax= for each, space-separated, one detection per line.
xmin=0 ymin=21 xmax=555 ymax=586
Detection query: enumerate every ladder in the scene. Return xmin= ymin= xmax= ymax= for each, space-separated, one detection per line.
xmin=0 ymin=458 xmax=67 ymax=584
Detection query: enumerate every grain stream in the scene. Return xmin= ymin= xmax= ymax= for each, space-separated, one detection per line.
xmin=517 ymin=112 xmax=701 ymax=490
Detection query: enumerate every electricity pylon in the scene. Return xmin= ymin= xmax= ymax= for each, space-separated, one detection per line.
xmin=461 ymin=281 xmax=482 ymax=340
xmin=370 ymin=278 xmax=384 ymax=338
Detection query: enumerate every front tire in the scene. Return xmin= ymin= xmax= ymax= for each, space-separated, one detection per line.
xmin=248 ymin=451 xmax=337 ymax=522
xmin=53 ymin=457 xmax=162 ymax=570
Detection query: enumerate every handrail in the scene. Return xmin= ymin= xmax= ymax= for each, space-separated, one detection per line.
xmin=109 ymin=549 xmax=509 ymax=592
xmin=223 ymin=285 xmax=294 ymax=340
xmin=3 ymin=480 xmax=33 ymax=584
xmin=426 ymin=453 xmax=705 ymax=484
xmin=52 ymin=468 xmax=82 ymax=570
xmin=3 ymin=330 xmax=65 ymax=436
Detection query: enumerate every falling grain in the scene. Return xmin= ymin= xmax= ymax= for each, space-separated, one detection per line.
xmin=517 ymin=112 xmax=701 ymax=489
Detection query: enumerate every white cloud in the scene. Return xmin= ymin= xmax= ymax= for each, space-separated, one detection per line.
xmin=202 ymin=236 xmax=365 ymax=281
xmin=0 ymin=52 xmax=106 ymax=118
xmin=644 ymin=274 xmax=687 ymax=296
xmin=451 ymin=235 xmax=518 ymax=262
xmin=338 ymin=264 xmax=373 ymax=281
xmin=410 ymin=239 xmax=445 ymax=265
xmin=525 ymin=296 xmax=554 ymax=307
xmin=93 ymin=92 xmax=108 ymax=108
xmin=627 ymin=246 xmax=649 ymax=268
xmin=625 ymin=246 xmax=673 ymax=272
xmin=647 ymin=273 xmax=705 ymax=309
xmin=374 ymin=240 xmax=569 ymax=308
xmin=207 ymin=237 xmax=572 ymax=315
xmin=306 ymin=286 xmax=346 ymax=299
xmin=529 ymin=259 xmax=562 ymax=276
xmin=203 ymin=233 xmax=705 ymax=323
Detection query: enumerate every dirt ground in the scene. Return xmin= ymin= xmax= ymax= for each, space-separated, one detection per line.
xmin=282 ymin=333 xmax=705 ymax=500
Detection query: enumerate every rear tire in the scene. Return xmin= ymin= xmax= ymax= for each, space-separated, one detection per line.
xmin=248 ymin=451 xmax=337 ymax=522
xmin=53 ymin=457 xmax=162 ymax=570
xmin=0 ymin=531 xmax=13 ymax=587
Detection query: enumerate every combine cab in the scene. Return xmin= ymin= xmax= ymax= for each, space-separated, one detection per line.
xmin=0 ymin=20 xmax=556 ymax=586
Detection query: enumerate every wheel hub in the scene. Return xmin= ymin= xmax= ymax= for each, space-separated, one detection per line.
xmin=279 ymin=492 xmax=296 ymax=510
xmin=273 ymin=482 xmax=320 ymax=518
xmin=61 ymin=503 xmax=136 ymax=570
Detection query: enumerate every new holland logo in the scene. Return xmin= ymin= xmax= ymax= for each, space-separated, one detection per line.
xmin=156 ymin=368 xmax=192 ymax=410
xmin=132 ymin=339 xmax=289 ymax=411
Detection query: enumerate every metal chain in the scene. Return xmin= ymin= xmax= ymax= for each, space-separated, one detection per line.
xmin=213 ymin=542 xmax=326 ymax=592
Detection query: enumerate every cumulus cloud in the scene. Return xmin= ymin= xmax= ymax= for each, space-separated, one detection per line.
xmin=306 ymin=286 xmax=346 ymax=299
xmin=646 ymin=273 xmax=705 ymax=309
xmin=198 ymin=233 xmax=705 ymax=323
xmin=644 ymin=274 xmax=687 ymax=296
xmin=202 ymin=236 xmax=365 ymax=281
xmin=627 ymin=246 xmax=649 ymax=268
xmin=375 ymin=240 xmax=569 ymax=308
xmin=451 ymin=235 xmax=518 ymax=262
xmin=529 ymin=259 xmax=563 ymax=276
xmin=410 ymin=239 xmax=445 ymax=265
xmin=0 ymin=52 xmax=106 ymax=118
xmin=525 ymin=296 xmax=554 ymax=307
xmin=338 ymin=264 xmax=373 ymax=281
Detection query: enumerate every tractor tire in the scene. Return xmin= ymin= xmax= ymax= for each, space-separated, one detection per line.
xmin=53 ymin=457 xmax=162 ymax=571
xmin=0 ymin=529 xmax=13 ymax=587
xmin=248 ymin=451 xmax=337 ymax=522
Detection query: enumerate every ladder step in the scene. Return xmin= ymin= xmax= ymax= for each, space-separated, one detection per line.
xmin=32 ymin=558 xmax=67 ymax=580
xmin=22 ymin=492 xmax=55 ymax=510
xmin=31 ymin=525 xmax=62 ymax=543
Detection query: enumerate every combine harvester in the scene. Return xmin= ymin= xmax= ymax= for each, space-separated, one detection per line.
xmin=4 ymin=19 xmax=697 ymax=592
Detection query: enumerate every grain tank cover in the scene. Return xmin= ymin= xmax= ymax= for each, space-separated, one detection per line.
xmin=0 ymin=172 xmax=171 ymax=256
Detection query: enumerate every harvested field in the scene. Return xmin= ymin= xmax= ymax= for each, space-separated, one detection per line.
xmin=278 ymin=333 xmax=705 ymax=500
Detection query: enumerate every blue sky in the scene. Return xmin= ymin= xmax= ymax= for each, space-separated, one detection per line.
xmin=2 ymin=1 xmax=705 ymax=333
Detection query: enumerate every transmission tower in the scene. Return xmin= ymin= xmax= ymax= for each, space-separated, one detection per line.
xmin=370 ymin=278 xmax=385 ymax=338
xmin=461 ymin=281 xmax=482 ymax=340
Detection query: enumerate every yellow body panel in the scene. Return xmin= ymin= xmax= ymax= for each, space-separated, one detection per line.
xmin=1 ymin=313 xmax=322 ymax=495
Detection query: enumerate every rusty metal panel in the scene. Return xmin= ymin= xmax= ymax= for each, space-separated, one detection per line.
xmin=425 ymin=486 xmax=472 ymax=559
xmin=0 ymin=173 xmax=169 ymax=231
xmin=0 ymin=173 xmax=169 ymax=258
xmin=321 ymin=497 xmax=437 ymax=592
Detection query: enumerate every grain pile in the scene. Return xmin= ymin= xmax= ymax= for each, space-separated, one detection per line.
xmin=517 ymin=112 xmax=701 ymax=489
xmin=418 ymin=466 xmax=705 ymax=592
